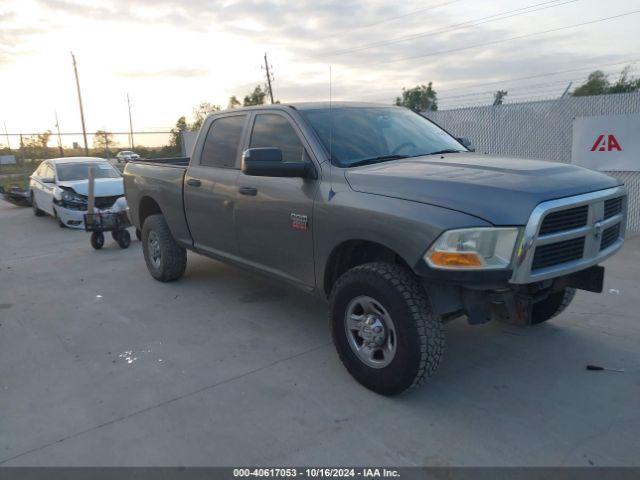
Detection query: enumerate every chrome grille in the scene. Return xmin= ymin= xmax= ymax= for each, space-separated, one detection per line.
xmin=600 ymin=224 xmax=621 ymax=251
xmin=539 ymin=205 xmax=588 ymax=235
xmin=532 ymin=237 xmax=585 ymax=270
xmin=604 ymin=197 xmax=623 ymax=219
xmin=511 ymin=186 xmax=627 ymax=284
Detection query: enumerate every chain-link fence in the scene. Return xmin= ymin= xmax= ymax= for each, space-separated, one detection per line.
xmin=423 ymin=92 xmax=640 ymax=232
xmin=0 ymin=130 xmax=183 ymax=191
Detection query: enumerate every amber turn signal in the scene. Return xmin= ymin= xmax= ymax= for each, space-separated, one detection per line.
xmin=428 ymin=251 xmax=483 ymax=268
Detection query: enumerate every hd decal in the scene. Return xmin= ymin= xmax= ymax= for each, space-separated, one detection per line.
xmin=290 ymin=213 xmax=309 ymax=231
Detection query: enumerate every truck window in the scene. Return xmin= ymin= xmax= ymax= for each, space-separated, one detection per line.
xmin=201 ymin=115 xmax=247 ymax=168
xmin=250 ymin=114 xmax=305 ymax=163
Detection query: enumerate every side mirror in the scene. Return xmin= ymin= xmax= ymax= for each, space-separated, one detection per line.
xmin=456 ymin=137 xmax=475 ymax=152
xmin=41 ymin=176 xmax=55 ymax=183
xmin=242 ymin=148 xmax=311 ymax=178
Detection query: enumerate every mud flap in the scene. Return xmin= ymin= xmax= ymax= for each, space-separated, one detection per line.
xmin=566 ymin=266 xmax=604 ymax=293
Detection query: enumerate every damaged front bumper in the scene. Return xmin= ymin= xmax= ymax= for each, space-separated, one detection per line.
xmin=54 ymin=203 xmax=86 ymax=228
xmin=426 ymin=265 xmax=605 ymax=326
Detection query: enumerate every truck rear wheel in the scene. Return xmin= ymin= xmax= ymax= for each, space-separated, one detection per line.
xmin=531 ymin=287 xmax=576 ymax=324
xmin=330 ymin=262 xmax=444 ymax=395
xmin=142 ymin=214 xmax=187 ymax=282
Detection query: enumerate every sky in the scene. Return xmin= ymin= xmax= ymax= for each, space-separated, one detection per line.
xmin=1 ymin=0 xmax=639 ymax=145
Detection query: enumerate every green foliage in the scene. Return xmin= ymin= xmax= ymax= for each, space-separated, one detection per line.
xmin=395 ymin=83 xmax=438 ymax=112
xmin=493 ymin=90 xmax=508 ymax=105
xmin=228 ymin=96 xmax=242 ymax=109
xmin=573 ymin=67 xmax=640 ymax=97
xmin=169 ymin=116 xmax=187 ymax=154
xmin=191 ymin=102 xmax=221 ymax=131
xmin=572 ymin=71 xmax=609 ymax=96
xmin=243 ymin=85 xmax=267 ymax=106
xmin=93 ymin=130 xmax=117 ymax=154
xmin=21 ymin=131 xmax=53 ymax=160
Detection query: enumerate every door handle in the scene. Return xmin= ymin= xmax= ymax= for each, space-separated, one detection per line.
xmin=239 ymin=186 xmax=258 ymax=196
xmin=186 ymin=178 xmax=202 ymax=187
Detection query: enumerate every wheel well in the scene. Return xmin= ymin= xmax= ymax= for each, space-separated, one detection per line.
xmin=324 ymin=240 xmax=411 ymax=296
xmin=138 ymin=196 xmax=162 ymax=228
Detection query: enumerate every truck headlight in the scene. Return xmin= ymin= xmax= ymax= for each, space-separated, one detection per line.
xmin=425 ymin=228 xmax=520 ymax=270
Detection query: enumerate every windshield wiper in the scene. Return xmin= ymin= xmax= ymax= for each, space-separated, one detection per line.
xmin=425 ymin=149 xmax=464 ymax=156
xmin=347 ymin=154 xmax=409 ymax=168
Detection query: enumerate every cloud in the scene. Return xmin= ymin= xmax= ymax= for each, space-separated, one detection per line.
xmin=118 ymin=68 xmax=210 ymax=78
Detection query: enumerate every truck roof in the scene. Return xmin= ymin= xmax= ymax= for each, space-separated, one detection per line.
xmin=215 ymin=101 xmax=398 ymax=115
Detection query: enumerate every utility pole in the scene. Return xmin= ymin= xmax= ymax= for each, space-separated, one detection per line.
xmin=71 ymin=52 xmax=89 ymax=156
xmin=3 ymin=121 xmax=10 ymax=153
xmin=127 ymin=93 xmax=134 ymax=149
xmin=103 ymin=130 xmax=110 ymax=159
xmin=561 ymin=81 xmax=573 ymax=98
xmin=263 ymin=52 xmax=275 ymax=104
xmin=54 ymin=110 xmax=64 ymax=157
xmin=19 ymin=133 xmax=25 ymax=163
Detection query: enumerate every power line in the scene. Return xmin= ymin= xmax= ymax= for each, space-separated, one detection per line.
xmin=362 ymin=63 xmax=639 ymax=105
xmin=320 ymin=0 xmax=578 ymax=58
xmin=362 ymin=9 xmax=640 ymax=66
xmin=437 ymin=67 xmax=640 ymax=102
xmin=316 ymin=0 xmax=465 ymax=40
xmin=435 ymin=59 xmax=639 ymax=95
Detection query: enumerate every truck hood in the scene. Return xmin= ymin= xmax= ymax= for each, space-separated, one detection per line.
xmin=58 ymin=178 xmax=124 ymax=197
xmin=344 ymin=153 xmax=619 ymax=225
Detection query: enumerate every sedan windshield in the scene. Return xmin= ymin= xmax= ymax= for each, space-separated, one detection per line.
xmin=299 ymin=106 xmax=466 ymax=167
xmin=56 ymin=162 xmax=120 ymax=181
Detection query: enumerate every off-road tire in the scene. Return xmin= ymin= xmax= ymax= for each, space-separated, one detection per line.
xmin=142 ymin=214 xmax=186 ymax=282
xmin=31 ymin=193 xmax=45 ymax=216
xmin=531 ymin=288 xmax=576 ymax=325
xmin=330 ymin=262 xmax=444 ymax=395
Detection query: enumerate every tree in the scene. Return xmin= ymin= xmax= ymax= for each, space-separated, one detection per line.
xmin=23 ymin=131 xmax=52 ymax=159
xmin=608 ymin=66 xmax=640 ymax=94
xmin=493 ymin=90 xmax=508 ymax=105
xmin=228 ymin=96 xmax=242 ymax=109
xmin=395 ymin=83 xmax=438 ymax=112
xmin=191 ymin=102 xmax=221 ymax=131
xmin=572 ymin=70 xmax=609 ymax=97
xmin=572 ymin=67 xmax=640 ymax=97
xmin=169 ymin=116 xmax=187 ymax=154
xmin=93 ymin=130 xmax=117 ymax=153
xmin=243 ymin=85 xmax=267 ymax=106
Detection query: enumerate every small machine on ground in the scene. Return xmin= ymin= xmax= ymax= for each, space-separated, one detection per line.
xmin=84 ymin=210 xmax=136 ymax=250
xmin=83 ymin=168 xmax=139 ymax=250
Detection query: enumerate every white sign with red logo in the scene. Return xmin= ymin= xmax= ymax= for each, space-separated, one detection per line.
xmin=572 ymin=113 xmax=640 ymax=171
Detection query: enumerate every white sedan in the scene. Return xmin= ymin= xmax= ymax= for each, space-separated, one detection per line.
xmin=116 ymin=151 xmax=140 ymax=163
xmin=29 ymin=157 xmax=125 ymax=228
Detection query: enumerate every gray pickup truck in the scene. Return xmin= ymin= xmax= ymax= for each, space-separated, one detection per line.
xmin=124 ymin=102 xmax=627 ymax=395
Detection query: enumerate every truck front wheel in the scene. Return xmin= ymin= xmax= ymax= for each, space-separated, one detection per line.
xmin=330 ymin=262 xmax=444 ymax=395
xmin=142 ymin=214 xmax=187 ymax=282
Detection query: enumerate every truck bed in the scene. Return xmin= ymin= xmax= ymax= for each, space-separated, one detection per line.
xmin=130 ymin=157 xmax=190 ymax=166
xmin=123 ymin=159 xmax=192 ymax=247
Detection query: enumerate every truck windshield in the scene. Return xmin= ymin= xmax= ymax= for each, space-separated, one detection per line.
xmin=299 ymin=106 xmax=466 ymax=167
xmin=56 ymin=162 xmax=120 ymax=181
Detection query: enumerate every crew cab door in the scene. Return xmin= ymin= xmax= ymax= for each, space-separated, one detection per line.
xmin=235 ymin=111 xmax=319 ymax=288
xmin=184 ymin=113 xmax=248 ymax=257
